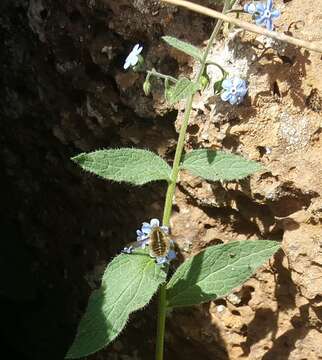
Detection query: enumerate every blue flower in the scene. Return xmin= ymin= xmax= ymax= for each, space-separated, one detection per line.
xmin=122 ymin=218 xmax=176 ymax=266
xmin=221 ymin=77 xmax=248 ymax=105
xmin=244 ymin=0 xmax=280 ymax=31
xmin=244 ymin=3 xmax=256 ymax=14
xmin=123 ymin=44 xmax=143 ymax=70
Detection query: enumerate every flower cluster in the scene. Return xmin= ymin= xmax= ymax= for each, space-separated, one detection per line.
xmin=244 ymin=0 xmax=280 ymax=31
xmin=221 ymin=77 xmax=248 ymax=105
xmin=123 ymin=218 xmax=176 ymax=266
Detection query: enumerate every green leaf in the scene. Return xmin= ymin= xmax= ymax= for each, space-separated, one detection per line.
xmin=181 ymin=149 xmax=262 ymax=181
xmin=166 ymin=240 xmax=280 ymax=308
xmin=66 ymin=250 xmax=166 ymax=358
xmin=72 ymin=148 xmax=171 ymax=185
xmin=162 ymin=36 xmax=203 ymax=61
xmin=166 ymin=77 xmax=201 ymax=105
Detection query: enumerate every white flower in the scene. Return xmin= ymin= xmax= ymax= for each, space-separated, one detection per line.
xmin=123 ymin=44 xmax=143 ymax=70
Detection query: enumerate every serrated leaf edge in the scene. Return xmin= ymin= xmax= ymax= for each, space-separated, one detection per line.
xmin=71 ymin=147 xmax=172 ymax=185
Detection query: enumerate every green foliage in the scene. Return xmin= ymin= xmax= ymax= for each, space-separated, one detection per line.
xmin=165 ymin=77 xmax=201 ymax=105
xmin=166 ymin=240 xmax=280 ymax=308
xmin=213 ymin=77 xmax=225 ymax=95
xmin=162 ymin=36 xmax=203 ymax=61
xmin=66 ymin=250 xmax=167 ymax=358
xmin=181 ymin=149 xmax=262 ymax=181
xmin=72 ymin=148 xmax=172 ymax=185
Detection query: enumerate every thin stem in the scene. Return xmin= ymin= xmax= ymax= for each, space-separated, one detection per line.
xmin=148 ymin=69 xmax=178 ymax=83
xmin=162 ymin=0 xmax=322 ymax=53
xmin=155 ymin=3 xmax=230 ymax=359
xmin=155 ymin=284 xmax=167 ymax=360
xmin=206 ymin=61 xmax=227 ymax=77
xmin=227 ymin=9 xmax=245 ymax=14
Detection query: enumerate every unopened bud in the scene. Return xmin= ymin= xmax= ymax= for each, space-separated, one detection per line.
xmin=143 ymin=79 xmax=152 ymax=96
xmin=200 ymin=74 xmax=210 ymax=90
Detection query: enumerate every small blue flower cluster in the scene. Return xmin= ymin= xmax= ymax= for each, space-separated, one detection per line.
xmin=123 ymin=218 xmax=176 ymax=266
xmin=244 ymin=0 xmax=280 ymax=31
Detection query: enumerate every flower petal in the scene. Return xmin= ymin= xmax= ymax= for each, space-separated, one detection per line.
xmin=266 ymin=18 xmax=273 ymax=31
xmin=267 ymin=0 xmax=273 ymax=11
xmin=271 ymin=9 xmax=280 ymax=19
xmin=133 ymin=44 xmax=140 ymax=52
xmin=221 ymin=90 xmax=231 ymax=102
xmin=156 ymin=256 xmax=167 ymax=265
xmin=229 ymin=94 xmax=238 ymax=105
xmin=256 ymin=3 xmax=265 ymax=13
xmin=150 ymin=218 xmax=160 ymax=228
xmin=256 ymin=14 xmax=267 ymax=25
xmin=141 ymin=222 xmax=151 ymax=234
xmin=123 ymin=58 xmax=131 ymax=69
xmin=122 ymin=246 xmax=133 ymax=254
xmin=160 ymin=225 xmax=169 ymax=234
xmin=129 ymin=55 xmax=139 ymax=67
xmin=222 ymin=78 xmax=233 ymax=90
xmin=233 ymin=77 xmax=244 ymax=88
xmin=167 ymin=249 xmax=176 ymax=261
xmin=236 ymin=79 xmax=248 ymax=94
xmin=132 ymin=44 xmax=143 ymax=55
xmin=238 ymin=86 xmax=248 ymax=98
xmin=244 ymin=3 xmax=256 ymax=14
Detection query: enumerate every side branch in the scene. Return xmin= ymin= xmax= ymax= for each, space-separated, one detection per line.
xmin=161 ymin=0 xmax=322 ymax=54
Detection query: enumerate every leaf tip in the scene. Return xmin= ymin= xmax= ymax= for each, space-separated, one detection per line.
xmin=64 ymin=346 xmax=78 ymax=359
xmin=71 ymin=153 xmax=86 ymax=165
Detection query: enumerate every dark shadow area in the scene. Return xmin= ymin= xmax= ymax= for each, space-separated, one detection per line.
xmin=241 ymin=308 xmax=277 ymax=356
xmin=0 ymin=1 xmax=179 ymax=360
xmin=262 ymin=304 xmax=310 ymax=360
xmin=65 ymin=288 xmax=111 ymax=358
xmin=241 ymin=250 xmax=299 ymax=357
xmin=168 ymin=306 xmax=229 ymax=360
xmin=165 ymin=241 xmax=229 ymax=359
xmin=167 ymin=247 xmax=215 ymax=307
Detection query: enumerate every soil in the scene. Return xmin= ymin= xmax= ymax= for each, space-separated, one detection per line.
xmin=1 ymin=0 xmax=322 ymax=359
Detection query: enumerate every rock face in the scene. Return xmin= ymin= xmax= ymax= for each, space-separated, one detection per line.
xmin=1 ymin=0 xmax=322 ymax=359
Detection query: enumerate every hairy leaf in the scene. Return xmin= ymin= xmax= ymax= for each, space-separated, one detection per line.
xmin=166 ymin=240 xmax=280 ymax=308
xmin=66 ymin=250 xmax=166 ymax=358
xmin=181 ymin=149 xmax=262 ymax=181
xmin=166 ymin=78 xmax=200 ymax=105
xmin=162 ymin=36 xmax=203 ymax=61
xmin=72 ymin=148 xmax=171 ymax=185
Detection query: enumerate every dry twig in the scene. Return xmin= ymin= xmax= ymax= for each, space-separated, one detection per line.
xmin=161 ymin=0 xmax=322 ymax=53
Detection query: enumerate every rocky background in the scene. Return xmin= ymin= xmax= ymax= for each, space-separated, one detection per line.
xmin=1 ymin=0 xmax=322 ymax=359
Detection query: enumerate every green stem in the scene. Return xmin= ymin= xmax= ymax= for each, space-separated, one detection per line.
xmin=148 ymin=69 xmax=178 ymax=83
xmin=205 ymin=61 xmax=227 ymax=77
xmin=154 ymin=3 xmax=230 ymax=360
xmin=155 ymin=284 xmax=167 ymax=360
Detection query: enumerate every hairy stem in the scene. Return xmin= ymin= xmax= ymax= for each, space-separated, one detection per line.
xmin=147 ymin=69 xmax=178 ymax=83
xmin=155 ymin=3 xmax=230 ymax=359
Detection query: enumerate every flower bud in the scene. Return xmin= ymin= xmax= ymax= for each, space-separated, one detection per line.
xmin=143 ymin=79 xmax=152 ymax=96
xmin=200 ymin=74 xmax=210 ymax=90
